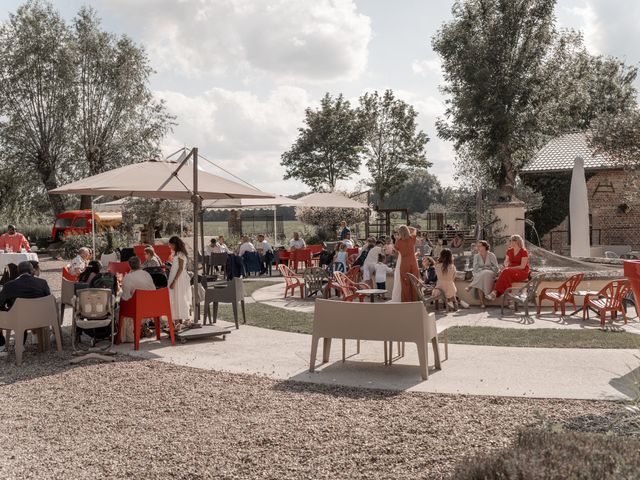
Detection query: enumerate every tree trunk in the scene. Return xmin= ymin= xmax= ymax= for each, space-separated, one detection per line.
xmin=37 ymin=156 xmax=66 ymax=215
xmin=228 ymin=209 xmax=242 ymax=236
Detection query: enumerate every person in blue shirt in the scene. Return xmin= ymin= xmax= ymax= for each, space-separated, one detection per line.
xmin=338 ymin=220 xmax=351 ymax=240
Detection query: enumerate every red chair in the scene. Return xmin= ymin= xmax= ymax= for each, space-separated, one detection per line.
xmin=537 ymin=273 xmax=584 ymax=316
xmin=308 ymin=244 xmax=324 ymax=254
xmin=62 ymin=266 xmax=79 ymax=282
xmin=291 ymin=248 xmax=312 ymax=272
xmin=583 ymin=280 xmax=631 ymax=327
xmin=277 ymin=264 xmax=304 ymax=298
xmin=346 ymin=247 xmax=359 ymax=257
xmin=107 ymin=261 xmax=131 ymax=277
xmin=346 ymin=266 xmax=362 ymax=283
xmin=346 ymin=253 xmax=359 ymax=268
xmin=117 ymin=288 xmax=175 ymax=351
xmin=276 ymin=250 xmax=291 ymax=266
xmin=333 ymin=271 xmax=367 ymax=302
xmin=133 ymin=245 xmax=147 ymax=262
xmin=153 ymin=245 xmax=173 ymax=263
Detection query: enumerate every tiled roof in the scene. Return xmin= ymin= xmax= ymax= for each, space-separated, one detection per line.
xmin=521 ymin=132 xmax=617 ymax=174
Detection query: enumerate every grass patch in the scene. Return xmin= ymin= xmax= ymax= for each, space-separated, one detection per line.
xmin=242 ymin=280 xmax=282 ymax=297
xmin=216 ymin=302 xmax=314 ymax=334
xmin=446 ymin=326 xmax=640 ymax=349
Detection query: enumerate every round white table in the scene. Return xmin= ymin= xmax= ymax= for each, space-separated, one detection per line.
xmin=0 ymin=252 xmax=39 ymax=270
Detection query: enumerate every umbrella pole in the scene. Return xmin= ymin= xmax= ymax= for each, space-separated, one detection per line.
xmin=200 ymin=207 xmax=205 ymax=273
xmin=192 ymin=147 xmax=200 ymax=323
xmin=91 ymin=196 xmax=96 ymax=260
xmin=273 ymin=206 xmax=277 ymax=244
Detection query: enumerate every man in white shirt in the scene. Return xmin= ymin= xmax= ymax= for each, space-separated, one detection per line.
xmin=121 ymin=256 xmax=156 ymax=301
xmin=204 ymin=238 xmax=217 ymax=255
xmin=216 ymin=235 xmax=229 ymax=253
xmin=68 ymin=247 xmax=91 ymax=276
xmin=289 ymin=232 xmax=306 ymax=250
xmin=256 ymin=234 xmax=273 ymax=275
xmin=341 ymin=232 xmax=354 ymax=249
xmin=238 ymin=236 xmax=256 ymax=257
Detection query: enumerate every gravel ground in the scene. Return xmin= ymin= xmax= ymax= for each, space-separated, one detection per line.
xmin=0 ymin=352 xmax=620 ymax=480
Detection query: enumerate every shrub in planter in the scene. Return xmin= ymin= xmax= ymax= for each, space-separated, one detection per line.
xmin=454 ymin=428 xmax=640 ymax=479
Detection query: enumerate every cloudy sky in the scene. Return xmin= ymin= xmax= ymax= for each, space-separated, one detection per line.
xmin=3 ymin=0 xmax=640 ymax=194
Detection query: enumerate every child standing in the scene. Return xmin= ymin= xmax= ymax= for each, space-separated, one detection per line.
xmin=374 ymin=254 xmax=393 ymax=290
xmin=422 ymin=256 xmax=437 ymax=284
xmin=334 ymin=242 xmax=348 ymax=271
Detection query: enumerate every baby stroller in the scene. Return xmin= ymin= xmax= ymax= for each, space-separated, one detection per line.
xmin=71 ymin=288 xmax=117 ymax=363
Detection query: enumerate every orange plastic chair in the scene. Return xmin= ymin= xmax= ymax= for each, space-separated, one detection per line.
xmin=346 ymin=248 xmax=359 ymax=257
xmin=308 ymin=244 xmax=324 ymax=255
xmin=346 ymin=266 xmax=362 ymax=283
xmin=277 ymin=264 xmax=304 ymax=298
xmin=133 ymin=245 xmax=146 ymax=262
xmin=291 ymin=248 xmax=312 ymax=273
xmin=276 ymin=250 xmax=290 ymax=266
xmin=333 ymin=271 xmax=367 ymax=302
xmin=107 ymin=261 xmax=131 ymax=277
xmin=346 ymin=253 xmax=359 ymax=268
xmin=117 ymin=288 xmax=175 ymax=351
xmin=537 ymin=272 xmax=584 ymax=316
xmin=583 ymin=279 xmax=631 ymax=327
xmin=62 ymin=266 xmax=79 ymax=282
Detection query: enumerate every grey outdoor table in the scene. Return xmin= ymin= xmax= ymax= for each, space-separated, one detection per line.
xmin=356 ymin=288 xmax=388 ymax=302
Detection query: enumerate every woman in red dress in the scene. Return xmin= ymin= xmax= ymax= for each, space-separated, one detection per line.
xmin=392 ymin=225 xmax=420 ymax=302
xmin=486 ymin=234 xmax=530 ymax=300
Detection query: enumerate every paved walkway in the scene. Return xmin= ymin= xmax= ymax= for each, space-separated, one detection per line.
xmin=106 ymin=280 xmax=640 ymax=401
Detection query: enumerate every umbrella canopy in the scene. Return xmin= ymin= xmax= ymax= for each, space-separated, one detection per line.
xmin=201 ymin=195 xmax=300 ymax=210
xmin=49 ymin=160 xmax=274 ymax=200
xmin=296 ymin=192 xmax=369 ymax=209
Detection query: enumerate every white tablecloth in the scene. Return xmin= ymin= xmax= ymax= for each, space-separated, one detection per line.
xmin=0 ymin=252 xmax=39 ymax=270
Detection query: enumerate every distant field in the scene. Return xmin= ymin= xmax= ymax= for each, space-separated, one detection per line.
xmin=202 ymin=220 xmax=312 ymax=239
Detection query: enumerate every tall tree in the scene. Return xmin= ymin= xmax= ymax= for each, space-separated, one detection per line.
xmin=0 ymin=0 xmax=76 ymax=215
xmin=358 ymin=90 xmax=431 ymax=207
xmin=281 ymin=93 xmax=363 ymax=192
xmin=433 ymin=0 xmax=557 ymax=192
xmin=433 ymin=1 xmax=638 ymax=193
xmin=72 ymin=7 xmax=174 ymax=209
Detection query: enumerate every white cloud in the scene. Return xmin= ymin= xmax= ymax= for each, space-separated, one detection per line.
xmin=411 ymin=58 xmax=441 ymax=77
xmin=155 ymin=85 xmax=314 ymax=194
xmin=104 ymin=0 xmax=371 ymax=82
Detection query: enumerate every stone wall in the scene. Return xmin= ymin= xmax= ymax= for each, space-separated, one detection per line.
xmin=541 ymin=169 xmax=640 ymax=252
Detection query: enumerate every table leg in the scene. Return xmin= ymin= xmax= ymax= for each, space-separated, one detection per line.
xmin=369 ymin=295 xmax=375 ymax=303
xmin=384 ymin=341 xmax=388 ymax=365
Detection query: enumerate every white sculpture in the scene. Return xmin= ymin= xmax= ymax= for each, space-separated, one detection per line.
xmin=570 ymin=156 xmax=590 ymax=257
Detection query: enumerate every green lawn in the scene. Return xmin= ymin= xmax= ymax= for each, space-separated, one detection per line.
xmin=445 ymin=326 xmax=640 ymax=349
xmin=213 ymin=283 xmax=640 ymax=348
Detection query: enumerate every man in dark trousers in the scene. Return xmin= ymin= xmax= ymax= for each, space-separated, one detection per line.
xmin=0 ymin=261 xmax=51 ymax=354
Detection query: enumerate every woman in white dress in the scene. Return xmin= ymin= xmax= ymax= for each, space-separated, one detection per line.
xmin=167 ymin=236 xmax=191 ymax=326
xmin=466 ymin=240 xmax=499 ymax=308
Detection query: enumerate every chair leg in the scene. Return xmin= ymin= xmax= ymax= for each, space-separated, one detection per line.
xmin=14 ymin=329 xmax=24 ymax=366
xmin=232 ymin=302 xmax=239 ymax=329
xmin=213 ymin=303 xmax=218 ymax=324
xmin=60 ymin=303 xmax=65 ymax=324
xmin=134 ymin=317 xmax=141 ymax=351
xmin=241 ymin=300 xmax=246 ymax=324
xmin=342 ymin=338 xmax=346 ymax=362
xmin=116 ymin=315 xmax=123 ymax=345
xmin=52 ymin=322 xmax=62 ymax=352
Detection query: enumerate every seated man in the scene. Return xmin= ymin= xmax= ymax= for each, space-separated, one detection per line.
xmin=0 ymin=261 xmax=51 ymax=354
xmin=289 ymin=231 xmax=306 ymax=251
xmin=0 ymin=224 xmax=30 ymax=252
xmin=68 ymin=247 xmax=91 ymax=276
xmin=121 ymin=256 xmax=156 ymax=302
xmin=342 ymin=232 xmax=355 ymax=249
xmin=256 ymin=234 xmax=273 ymax=275
xmin=238 ymin=236 xmax=256 ymax=257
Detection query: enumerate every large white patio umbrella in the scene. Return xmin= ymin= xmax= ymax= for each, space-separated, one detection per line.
xmin=202 ymin=196 xmax=301 ymax=242
xmin=296 ymin=192 xmax=369 ymax=209
xmin=50 ymin=149 xmax=274 ymax=323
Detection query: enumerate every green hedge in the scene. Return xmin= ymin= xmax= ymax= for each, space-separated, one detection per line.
xmin=454 ymin=428 xmax=640 ymax=479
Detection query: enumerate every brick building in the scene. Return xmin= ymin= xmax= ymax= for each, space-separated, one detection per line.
xmin=521 ymin=132 xmax=640 ymax=253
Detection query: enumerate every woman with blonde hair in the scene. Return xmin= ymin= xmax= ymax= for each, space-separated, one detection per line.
xmin=486 ymin=234 xmax=530 ymax=300
xmin=391 ymin=225 xmax=420 ymax=302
